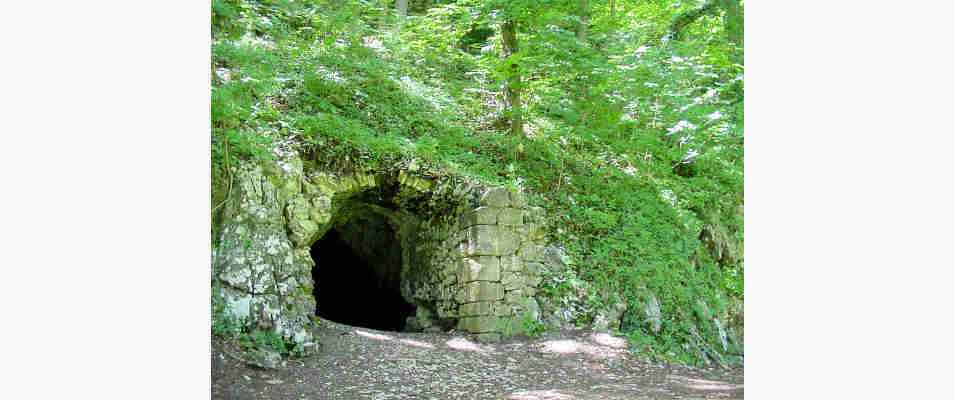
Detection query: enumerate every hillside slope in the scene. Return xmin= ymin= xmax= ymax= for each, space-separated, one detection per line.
xmin=212 ymin=0 xmax=743 ymax=366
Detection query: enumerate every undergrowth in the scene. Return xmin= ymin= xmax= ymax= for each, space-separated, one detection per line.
xmin=212 ymin=0 xmax=743 ymax=366
xmin=212 ymin=286 xmax=311 ymax=358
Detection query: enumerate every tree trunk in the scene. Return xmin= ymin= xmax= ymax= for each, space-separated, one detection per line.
xmin=396 ymin=0 xmax=408 ymax=16
xmin=721 ymin=0 xmax=742 ymax=46
xmin=501 ymin=20 xmax=523 ymax=136
xmin=663 ymin=0 xmax=719 ymax=43
xmin=577 ymin=0 xmax=589 ymax=42
xmin=606 ymin=0 xmax=617 ymax=36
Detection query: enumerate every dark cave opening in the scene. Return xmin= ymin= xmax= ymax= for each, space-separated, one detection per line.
xmin=311 ymin=225 xmax=416 ymax=331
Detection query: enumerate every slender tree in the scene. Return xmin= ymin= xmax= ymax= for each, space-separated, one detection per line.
xmin=604 ymin=0 xmax=617 ymax=36
xmin=501 ymin=19 xmax=523 ymax=136
xmin=721 ymin=0 xmax=742 ymax=46
xmin=577 ymin=0 xmax=590 ymax=42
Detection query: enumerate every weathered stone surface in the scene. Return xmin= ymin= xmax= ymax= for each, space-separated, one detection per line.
xmin=498 ymin=302 xmax=517 ymax=317
xmin=501 ymin=255 xmax=523 ymax=272
xmin=501 ymin=271 xmax=525 ymax=291
xmin=474 ymin=332 xmax=502 ymax=343
xmin=398 ymin=170 xmax=433 ymax=191
xmin=463 ymin=225 xmax=496 ymax=255
xmin=644 ymin=294 xmax=662 ymax=333
xmin=460 ymin=206 xmax=500 ymax=227
xmin=543 ymin=245 xmax=571 ymax=268
xmin=407 ymin=306 xmax=438 ymax=330
xmin=459 ymin=316 xmax=500 ymax=333
xmin=594 ymin=301 xmax=627 ymax=332
xmin=508 ymin=188 xmax=525 ymax=207
xmin=521 ymin=298 xmax=541 ymax=320
xmin=459 ymin=301 xmax=495 ymax=317
xmin=497 ymin=208 xmax=523 ymax=226
xmin=504 ymin=290 xmax=524 ymax=304
xmin=215 ymin=149 xmax=562 ymax=344
xmin=464 ymin=225 xmax=520 ymax=256
xmin=481 ymin=187 xmax=511 ymax=207
xmin=522 ymin=222 xmax=547 ymax=240
xmin=458 ymin=256 xmax=501 ymax=282
xmin=457 ymin=281 xmax=505 ymax=303
xmin=309 ymin=196 xmax=332 ymax=223
xmin=524 ymin=261 xmax=543 ymax=276
xmin=517 ymin=244 xmax=543 ymax=262
xmin=247 ymin=347 xmax=283 ymax=369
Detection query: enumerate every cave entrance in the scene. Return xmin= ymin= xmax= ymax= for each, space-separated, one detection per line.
xmin=310 ymin=207 xmax=416 ymax=331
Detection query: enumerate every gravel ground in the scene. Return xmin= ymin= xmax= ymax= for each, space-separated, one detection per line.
xmin=212 ymin=319 xmax=743 ymax=399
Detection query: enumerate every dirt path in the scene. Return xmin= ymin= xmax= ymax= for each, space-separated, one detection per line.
xmin=212 ymin=319 xmax=743 ymax=399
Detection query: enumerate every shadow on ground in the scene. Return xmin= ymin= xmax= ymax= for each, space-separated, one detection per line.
xmin=212 ymin=319 xmax=743 ymax=399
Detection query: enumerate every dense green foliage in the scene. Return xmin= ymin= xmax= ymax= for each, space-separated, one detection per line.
xmin=213 ymin=0 xmax=743 ymax=366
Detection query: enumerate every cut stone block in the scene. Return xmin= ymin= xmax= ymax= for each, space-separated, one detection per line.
xmin=493 ymin=302 xmax=514 ymax=316
xmin=502 ymin=272 xmax=525 ymax=291
xmin=480 ymin=187 xmax=511 ymax=207
xmin=460 ymin=206 xmax=500 ymax=227
xmin=501 ymin=255 xmax=524 ymax=271
xmin=459 ymin=316 xmax=501 ymax=333
xmin=464 ymin=225 xmax=520 ymax=256
xmin=497 ymin=208 xmax=523 ymax=226
xmin=459 ymin=301 xmax=495 ymax=317
xmin=505 ymin=290 xmax=526 ymax=304
xmin=457 ymin=281 xmax=505 ymax=303
xmin=458 ymin=256 xmax=501 ymax=282
xmin=475 ymin=332 xmax=502 ymax=343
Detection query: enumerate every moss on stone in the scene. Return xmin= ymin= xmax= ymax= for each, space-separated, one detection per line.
xmin=215 ymin=150 xmax=556 ymax=343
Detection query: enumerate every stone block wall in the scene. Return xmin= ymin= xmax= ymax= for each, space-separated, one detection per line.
xmin=447 ymin=187 xmax=549 ymax=340
xmin=214 ymin=152 xmax=557 ymax=346
xmin=397 ymin=185 xmax=551 ymax=341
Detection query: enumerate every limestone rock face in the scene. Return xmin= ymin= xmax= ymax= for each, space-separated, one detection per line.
xmin=644 ymin=294 xmax=663 ymax=334
xmin=535 ymin=244 xmax=592 ymax=330
xmin=594 ymin=301 xmax=628 ymax=332
xmin=214 ymin=149 xmax=564 ymax=345
xmin=214 ymin=161 xmax=315 ymax=346
xmin=247 ymin=347 xmax=283 ymax=370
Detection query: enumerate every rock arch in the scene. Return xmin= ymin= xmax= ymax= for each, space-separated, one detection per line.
xmin=213 ymin=154 xmax=554 ymax=347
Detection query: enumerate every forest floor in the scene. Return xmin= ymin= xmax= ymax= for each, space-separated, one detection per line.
xmin=212 ymin=319 xmax=743 ymax=399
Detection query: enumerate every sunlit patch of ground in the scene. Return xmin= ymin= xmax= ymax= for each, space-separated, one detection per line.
xmin=355 ymin=330 xmax=393 ymax=341
xmin=591 ymin=332 xmax=627 ymax=348
xmin=446 ymin=337 xmax=493 ymax=353
xmin=506 ymin=389 xmax=576 ymax=399
xmin=537 ymin=337 xmax=626 ymax=359
xmin=669 ymin=375 xmax=744 ymax=391
xmin=212 ymin=320 xmax=742 ymax=399
xmin=398 ymin=338 xmax=435 ymax=349
xmin=355 ymin=330 xmax=438 ymax=350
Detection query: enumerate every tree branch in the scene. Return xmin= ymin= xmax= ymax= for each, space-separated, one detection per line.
xmin=663 ymin=0 xmax=721 ymax=43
